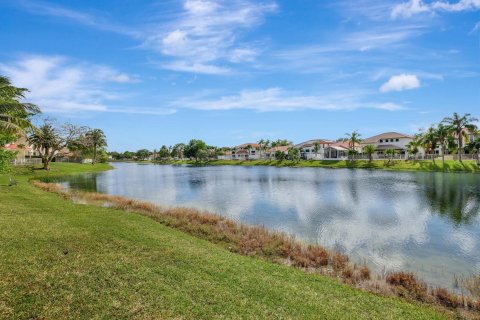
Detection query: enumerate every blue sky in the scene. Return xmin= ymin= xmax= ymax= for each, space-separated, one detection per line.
xmin=0 ymin=0 xmax=479 ymax=151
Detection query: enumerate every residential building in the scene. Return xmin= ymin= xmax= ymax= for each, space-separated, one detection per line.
xmin=266 ymin=145 xmax=291 ymax=159
xmin=231 ymin=143 xmax=261 ymax=160
xmin=361 ymin=132 xmax=413 ymax=158
xmin=295 ymin=139 xmax=334 ymax=160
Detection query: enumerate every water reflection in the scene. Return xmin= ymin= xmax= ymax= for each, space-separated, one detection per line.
xmin=51 ymin=163 xmax=480 ymax=289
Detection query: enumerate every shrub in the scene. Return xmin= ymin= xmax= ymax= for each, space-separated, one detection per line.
xmin=433 ymin=288 xmax=459 ymax=309
xmin=386 ymin=272 xmax=428 ymax=301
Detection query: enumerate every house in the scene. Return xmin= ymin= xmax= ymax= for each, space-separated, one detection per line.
xmin=361 ymin=132 xmax=413 ymax=158
xmin=324 ymin=142 xmax=351 ymax=160
xmin=232 ymin=143 xmax=261 ymax=160
xmin=266 ymin=145 xmax=291 ymax=159
xmin=295 ymin=139 xmax=334 ymax=160
xmin=2 ymin=135 xmax=42 ymax=165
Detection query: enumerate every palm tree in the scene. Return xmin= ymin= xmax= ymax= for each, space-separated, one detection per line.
xmin=442 ymin=113 xmax=478 ymax=162
xmin=28 ymin=123 xmax=58 ymax=170
xmin=385 ymin=148 xmax=396 ymax=164
xmin=407 ymin=135 xmax=422 ymax=161
xmin=0 ymin=76 xmax=40 ymax=133
xmin=465 ymin=138 xmax=480 ymax=166
xmin=258 ymin=139 xmax=265 ymax=158
xmin=363 ymin=144 xmax=376 ymax=162
xmin=85 ymin=129 xmax=107 ymax=164
xmin=435 ymin=124 xmax=450 ymax=167
xmin=245 ymin=144 xmax=253 ymax=159
xmin=345 ymin=130 xmax=361 ymax=161
xmin=421 ymin=126 xmax=438 ymax=164
xmin=313 ymin=141 xmax=321 ymax=160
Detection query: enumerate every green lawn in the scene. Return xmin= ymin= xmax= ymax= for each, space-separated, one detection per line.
xmin=158 ymin=159 xmax=480 ymax=173
xmin=0 ymin=163 xmax=448 ymax=319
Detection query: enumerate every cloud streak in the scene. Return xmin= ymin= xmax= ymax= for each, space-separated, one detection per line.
xmin=0 ymin=55 xmax=168 ymax=115
xmin=392 ymin=0 xmax=480 ymax=18
xmin=170 ymin=88 xmax=405 ymax=112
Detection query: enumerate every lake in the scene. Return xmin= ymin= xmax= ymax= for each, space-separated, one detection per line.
xmin=51 ymin=162 xmax=480 ymax=290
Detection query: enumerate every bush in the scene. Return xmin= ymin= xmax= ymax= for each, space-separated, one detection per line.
xmin=386 ymin=272 xmax=428 ymax=301
xmin=0 ymin=149 xmax=16 ymax=173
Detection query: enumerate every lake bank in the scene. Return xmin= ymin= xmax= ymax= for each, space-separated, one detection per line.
xmin=147 ymin=159 xmax=480 ymax=173
xmin=0 ymin=163 xmax=468 ymax=319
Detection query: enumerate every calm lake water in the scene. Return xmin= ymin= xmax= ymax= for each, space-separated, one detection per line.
xmin=52 ymin=162 xmax=480 ymax=290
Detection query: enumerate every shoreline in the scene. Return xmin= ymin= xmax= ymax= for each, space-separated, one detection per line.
xmin=30 ymin=166 xmax=479 ymax=317
xmin=126 ymin=159 xmax=480 ymax=173
xmin=2 ymin=163 xmax=479 ymax=318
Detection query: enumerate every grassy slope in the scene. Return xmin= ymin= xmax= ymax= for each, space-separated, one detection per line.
xmin=0 ymin=163 xmax=446 ymax=319
xmin=157 ymin=159 xmax=480 ymax=173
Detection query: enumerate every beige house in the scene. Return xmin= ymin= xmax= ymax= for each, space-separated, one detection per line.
xmin=231 ymin=143 xmax=261 ymax=160
xmin=295 ymin=139 xmax=334 ymax=160
xmin=361 ymin=132 xmax=414 ymax=158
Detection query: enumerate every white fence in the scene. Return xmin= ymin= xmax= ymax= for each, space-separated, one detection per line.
xmin=11 ymin=158 xmax=42 ymax=166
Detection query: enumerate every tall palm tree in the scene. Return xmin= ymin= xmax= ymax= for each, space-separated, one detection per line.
xmin=245 ymin=144 xmax=253 ymax=160
xmin=0 ymin=76 xmax=40 ymax=133
xmin=407 ymin=135 xmax=422 ymax=161
xmin=85 ymin=129 xmax=107 ymax=164
xmin=421 ymin=126 xmax=438 ymax=164
xmin=363 ymin=144 xmax=376 ymax=162
xmin=313 ymin=141 xmax=321 ymax=160
xmin=345 ymin=130 xmax=361 ymax=161
xmin=442 ymin=113 xmax=478 ymax=162
xmin=435 ymin=124 xmax=450 ymax=167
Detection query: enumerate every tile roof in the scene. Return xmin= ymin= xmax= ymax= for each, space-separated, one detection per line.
xmin=362 ymin=132 xmax=412 ymax=144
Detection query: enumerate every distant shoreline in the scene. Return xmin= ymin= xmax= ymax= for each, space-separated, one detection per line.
xmin=112 ymin=159 xmax=480 ymax=173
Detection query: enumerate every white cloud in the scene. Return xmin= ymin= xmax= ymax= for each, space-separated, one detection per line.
xmin=0 ymin=55 xmax=151 ymax=114
xmin=170 ymin=88 xmax=405 ymax=112
xmin=392 ymin=0 xmax=480 ymax=18
xmin=144 ymin=0 xmax=277 ymax=74
xmin=380 ymin=74 xmax=421 ymax=92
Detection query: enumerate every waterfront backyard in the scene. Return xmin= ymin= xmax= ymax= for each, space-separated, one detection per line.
xmin=0 ymin=163 xmax=451 ymax=319
xmin=44 ymin=162 xmax=480 ymax=292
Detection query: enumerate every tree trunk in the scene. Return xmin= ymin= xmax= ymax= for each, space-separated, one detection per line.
xmin=441 ymin=145 xmax=445 ymax=167
xmin=93 ymin=145 xmax=97 ymax=165
xmin=458 ymin=136 xmax=463 ymax=162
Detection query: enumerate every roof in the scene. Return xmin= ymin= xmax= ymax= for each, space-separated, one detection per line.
xmin=362 ymin=132 xmax=412 ymax=144
xmin=235 ymin=150 xmax=249 ymax=155
xmin=375 ymin=144 xmax=407 ymax=150
xmin=268 ymin=146 xmax=290 ymax=152
xmin=326 ymin=145 xmax=348 ymax=151
xmin=2 ymin=144 xmax=32 ymax=151
xmin=295 ymin=139 xmax=334 ymax=148
xmin=236 ymin=143 xmax=260 ymax=149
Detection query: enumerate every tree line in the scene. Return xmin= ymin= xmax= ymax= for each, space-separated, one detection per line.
xmin=1 ymin=75 xmax=108 ymax=171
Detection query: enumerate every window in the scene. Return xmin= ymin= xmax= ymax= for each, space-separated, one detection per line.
xmin=396 ymin=139 xmax=399 ymax=142
xmin=251 ymin=151 xmax=255 ymax=154
xmin=306 ymin=149 xmax=310 ymax=152
xmin=379 ymin=139 xmax=383 ymax=143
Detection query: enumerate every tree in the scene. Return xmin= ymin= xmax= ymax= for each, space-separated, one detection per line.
xmin=421 ymin=126 xmax=438 ymax=164
xmin=288 ymin=147 xmax=300 ymax=163
xmin=184 ymin=139 xmax=207 ymax=160
xmin=313 ymin=141 xmax=321 ymax=160
xmin=136 ymin=149 xmax=151 ymax=161
xmin=363 ymin=144 xmax=376 ymax=162
xmin=123 ymin=151 xmax=135 ymax=159
xmin=442 ymin=112 xmax=478 ymax=162
xmin=158 ymin=145 xmax=170 ymax=160
xmin=29 ymin=121 xmax=87 ymax=170
xmin=245 ymin=144 xmax=253 ymax=159
xmin=85 ymin=129 xmax=107 ymax=164
xmin=275 ymin=150 xmax=285 ymax=161
xmin=435 ymin=124 xmax=450 ymax=167
xmin=345 ymin=130 xmax=361 ymax=161
xmin=171 ymin=143 xmax=186 ymax=159
xmin=407 ymin=134 xmax=422 ymax=161
xmin=385 ymin=148 xmax=396 ymax=164
xmin=465 ymin=138 xmax=480 ymax=166
xmin=0 ymin=75 xmax=40 ymax=133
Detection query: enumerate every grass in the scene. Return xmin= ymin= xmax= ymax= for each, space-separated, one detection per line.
xmin=154 ymin=159 xmax=480 ymax=173
xmin=0 ymin=163 xmax=467 ymax=319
